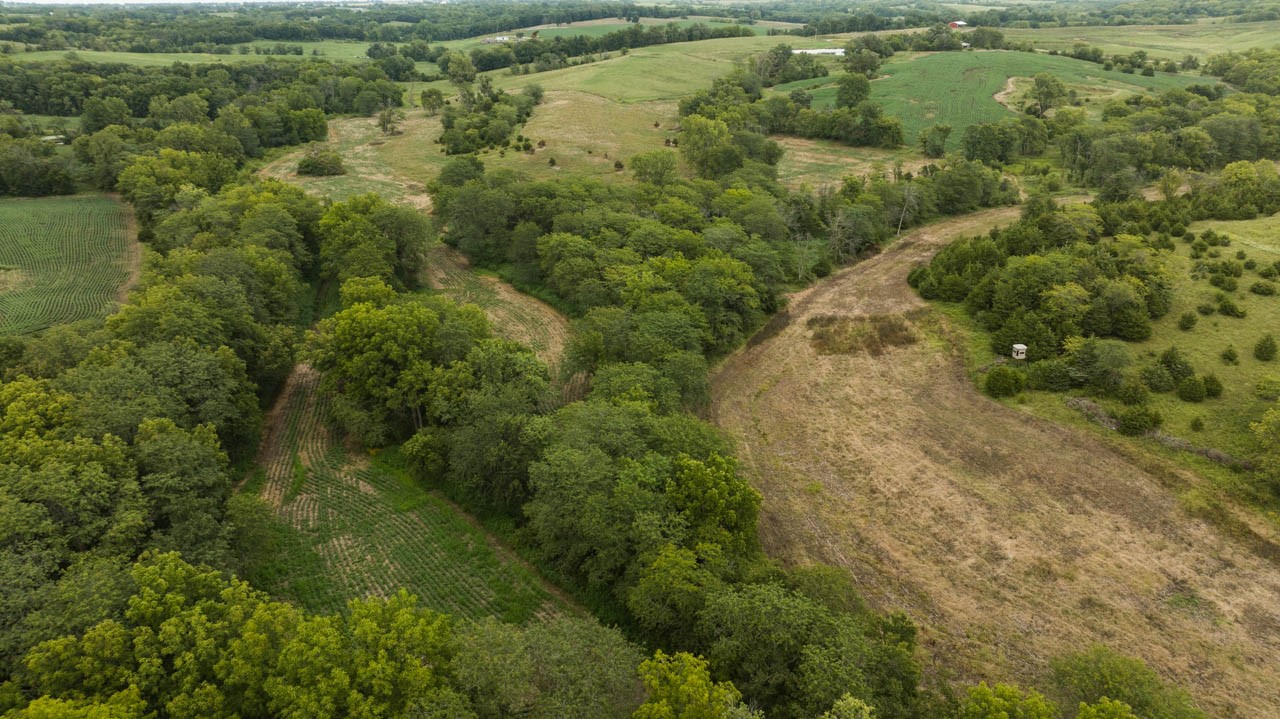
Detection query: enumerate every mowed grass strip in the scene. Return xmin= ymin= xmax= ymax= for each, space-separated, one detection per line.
xmin=247 ymin=366 xmax=566 ymax=622
xmin=0 ymin=194 xmax=133 ymax=336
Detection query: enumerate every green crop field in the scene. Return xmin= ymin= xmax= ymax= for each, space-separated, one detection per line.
xmin=0 ymin=194 xmax=134 ymax=336
xmin=777 ymin=50 xmax=1215 ymax=151
xmin=243 ymin=366 xmax=567 ymax=621
xmin=1003 ymin=20 xmax=1280 ymax=60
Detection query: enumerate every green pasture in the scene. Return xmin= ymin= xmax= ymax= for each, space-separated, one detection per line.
xmin=777 ymin=50 xmax=1215 ymax=151
xmin=0 ymin=194 xmax=133 ymax=336
xmin=1127 ymin=215 xmax=1280 ymax=459
xmin=1003 ymin=21 xmax=1280 ymax=60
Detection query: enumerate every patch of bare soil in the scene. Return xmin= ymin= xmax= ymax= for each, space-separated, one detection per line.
xmin=0 ymin=267 xmax=30 ymax=294
xmin=993 ymin=76 xmax=1021 ymax=111
xmin=710 ymin=207 xmax=1280 ymax=718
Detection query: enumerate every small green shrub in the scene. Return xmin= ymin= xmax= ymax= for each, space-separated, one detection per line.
xmin=296 ymin=145 xmax=346 ymax=176
xmin=1116 ymin=406 xmax=1163 ymax=436
xmin=1140 ymin=364 xmax=1175 ymax=392
xmin=1244 ymin=259 xmax=1257 ymax=270
xmin=1195 ymin=302 xmax=1215 ymax=316
xmin=1201 ymin=373 xmax=1222 ymax=399
xmin=1176 ymin=376 xmax=1206 ymax=402
xmin=1190 ymin=416 xmax=1204 ymax=432
xmin=1256 ymin=334 xmax=1277 ymax=361
xmin=1249 ymin=281 xmax=1276 ymax=296
xmin=1116 ymin=379 xmax=1149 ymax=406
xmin=1027 ymin=358 xmax=1074 ymax=391
xmin=1217 ymin=296 xmax=1246 ymax=318
xmin=1158 ymin=347 xmax=1194 ymax=381
xmin=1221 ymin=346 xmax=1239 ymax=365
xmin=984 ymin=365 xmax=1026 ymax=398
xmin=1208 ymin=274 xmax=1237 ymax=292
xmin=1176 ymin=312 xmax=1196 ymax=331
xmin=1050 ymin=645 xmax=1206 ymax=719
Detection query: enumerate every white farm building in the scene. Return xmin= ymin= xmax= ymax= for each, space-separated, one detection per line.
xmin=792 ymin=48 xmax=845 ymax=56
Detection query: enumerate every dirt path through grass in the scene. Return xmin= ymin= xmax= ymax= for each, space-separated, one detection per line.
xmin=710 ymin=207 xmax=1280 ymax=718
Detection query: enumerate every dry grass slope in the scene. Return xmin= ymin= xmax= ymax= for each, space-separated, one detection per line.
xmin=710 ymin=207 xmax=1280 ymax=718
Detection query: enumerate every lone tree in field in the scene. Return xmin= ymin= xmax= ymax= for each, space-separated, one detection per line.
xmin=420 ymin=88 xmax=444 ymax=116
xmin=1029 ymin=73 xmax=1067 ymax=117
xmin=835 ymin=73 xmax=871 ymax=109
xmin=920 ymin=124 xmax=952 ymax=158
xmin=378 ymin=107 xmax=406 ymax=135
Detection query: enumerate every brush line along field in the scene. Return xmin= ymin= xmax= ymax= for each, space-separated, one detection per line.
xmin=0 ymin=194 xmax=135 ymax=336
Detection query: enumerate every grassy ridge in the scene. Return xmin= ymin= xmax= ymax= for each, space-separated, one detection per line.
xmin=0 ymin=194 xmax=133 ymax=336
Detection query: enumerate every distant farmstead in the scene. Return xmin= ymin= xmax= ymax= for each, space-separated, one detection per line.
xmin=792 ymin=48 xmax=845 ymax=56
xmin=948 ymin=20 xmax=968 ymax=28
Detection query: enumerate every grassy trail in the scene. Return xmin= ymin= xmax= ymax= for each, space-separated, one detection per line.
xmin=709 ymin=206 xmax=1280 ymax=719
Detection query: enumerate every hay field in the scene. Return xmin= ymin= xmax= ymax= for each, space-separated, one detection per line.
xmin=710 ymin=207 xmax=1280 ymax=719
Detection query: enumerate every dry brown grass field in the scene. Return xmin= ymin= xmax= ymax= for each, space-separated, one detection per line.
xmin=710 ymin=207 xmax=1280 ymax=718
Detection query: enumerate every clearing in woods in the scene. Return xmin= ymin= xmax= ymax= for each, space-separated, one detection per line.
xmin=421 ymin=243 xmax=569 ymax=367
xmin=710 ymin=207 xmax=1280 ymax=718
xmin=242 ymin=364 xmax=572 ymax=621
xmin=0 ymin=194 xmax=136 ymax=336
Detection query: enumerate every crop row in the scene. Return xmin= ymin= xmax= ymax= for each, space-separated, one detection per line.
xmin=0 ymin=196 xmax=132 ymax=335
